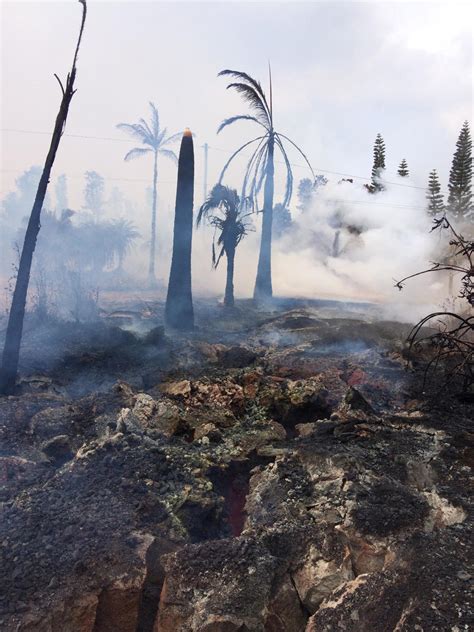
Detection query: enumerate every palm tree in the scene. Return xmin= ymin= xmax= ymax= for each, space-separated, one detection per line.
xmin=198 ymin=184 xmax=252 ymax=308
xmin=217 ymin=67 xmax=314 ymax=302
xmin=109 ymin=219 xmax=140 ymax=272
xmin=117 ymin=103 xmax=180 ymax=284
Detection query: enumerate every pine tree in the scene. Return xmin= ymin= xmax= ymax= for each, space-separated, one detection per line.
xmin=447 ymin=121 xmax=472 ymax=220
xmin=371 ymin=133 xmax=386 ymax=191
xmin=426 ymin=170 xmax=444 ymax=216
xmin=297 ymin=178 xmax=314 ymax=213
xmin=398 ymin=159 xmax=409 ymax=177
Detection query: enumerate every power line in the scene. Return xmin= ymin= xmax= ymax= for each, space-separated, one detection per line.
xmin=2 ymin=127 xmax=427 ymax=191
xmin=0 ymin=169 xmax=425 ymax=208
xmin=207 ymin=144 xmax=427 ymax=191
xmin=1 ymin=128 xmax=135 ymax=143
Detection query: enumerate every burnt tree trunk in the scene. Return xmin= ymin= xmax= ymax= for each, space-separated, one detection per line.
xmin=224 ymin=245 xmax=236 ymax=308
xmin=254 ymin=134 xmax=275 ymax=302
xmin=165 ymin=130 xmax=195 ymax=330
xmin=0 ymin=0 xmax=87 ymax=395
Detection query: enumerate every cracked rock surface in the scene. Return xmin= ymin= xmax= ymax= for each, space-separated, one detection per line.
xmin=0 ymin=301 xmax=472 ymax=631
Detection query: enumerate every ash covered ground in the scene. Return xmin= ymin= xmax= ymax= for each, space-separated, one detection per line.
xmin=0 ymin=298 xmax=472 ymax=631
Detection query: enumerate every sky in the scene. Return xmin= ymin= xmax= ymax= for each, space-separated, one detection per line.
xmin=0 ymin=1 xmax=472 ymax=302
xmin=1 ymin=0 xmax=472 ymax=206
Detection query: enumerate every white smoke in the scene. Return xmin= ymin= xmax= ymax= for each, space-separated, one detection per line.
xmin=189 ymin=175 xmax=448 ymax=322
xmin=0 ymin=167 xmax=451 ymax=324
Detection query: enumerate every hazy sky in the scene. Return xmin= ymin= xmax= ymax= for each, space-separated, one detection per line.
xmin=1 ymin=1 xmax=472 ymax=213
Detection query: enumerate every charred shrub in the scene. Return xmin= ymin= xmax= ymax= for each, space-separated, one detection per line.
xmin=352 ymin=479 xmax=429 ymax=536
xmin=396 ymin=216 xmax=473 ymax=393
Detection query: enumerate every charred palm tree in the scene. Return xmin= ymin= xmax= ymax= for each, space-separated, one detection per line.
xmin=217 ymin=67 xmax=314 ymax=302
xmin=117 ymin=103 xmax=180 ymax=284
xmin=197 ymin=184 xmax=252 ymax=308
xmin=0 ymin=0 xmax=87 ymax=395
xmin=165 ymin=130 xmax=195 ymax=330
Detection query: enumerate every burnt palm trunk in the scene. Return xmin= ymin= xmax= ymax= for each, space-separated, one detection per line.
xmin=254 ymin=134 xmax=274 ymax=302
xmin=0 ymin=1 xmax=87 ymax=396
xmin=148 ymin=149 xmax=158 ymax=284
xmin=224 ymin=245 xmax=236 ymax=308
xmin=165 ymin=130 xmax=194 ymax=330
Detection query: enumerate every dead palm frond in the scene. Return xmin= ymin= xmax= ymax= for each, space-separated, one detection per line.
xmin=198 ymin=183 xmax=253 ymax=268
xmin=217 ymin=68 xmax=314 ymax=209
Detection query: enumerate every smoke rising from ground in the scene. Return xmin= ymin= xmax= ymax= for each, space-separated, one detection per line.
xmin=186 ymin=176 xmax=445 ymax=322
xmin=0 ymin=166 xmax=449 ymax=324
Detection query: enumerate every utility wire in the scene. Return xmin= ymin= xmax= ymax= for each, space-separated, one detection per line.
xmin=206 ymin=144 xmax=427 ymax=191
xmin=2 ymin=127 xmax=427 ymax=191
xmin=1 ymin=128 xmax=135 ymax=143
xmin=0 ymin=167 xmax=427 ymax=211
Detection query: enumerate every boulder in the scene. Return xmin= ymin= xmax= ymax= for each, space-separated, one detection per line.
xmin=292 ymin=544 xmax=353 ymax=614
xmin=132 ymin=393 xmax=156 ymax=424
xmin=41 ymin=435 xmax=73 ymax=466
xmin=160 ymin=381 xmax=191 ymax=398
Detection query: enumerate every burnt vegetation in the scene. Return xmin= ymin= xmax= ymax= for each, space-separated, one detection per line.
xmin=0 ymin=4 xmax=473 ymax=632
xmin=197 ymin=184 xmax=253 ymax=308
xmin=396 ymin=215 xmax=474 ymax=394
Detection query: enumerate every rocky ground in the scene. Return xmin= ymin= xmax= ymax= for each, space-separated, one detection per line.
xmin=0 ymin=299 xmax=472 ymax=631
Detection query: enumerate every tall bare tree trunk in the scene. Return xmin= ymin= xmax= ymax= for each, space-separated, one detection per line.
xmin=165 ymin=130 xmax=195 ymax=330
xmin=254 ymin=135 xmax=274 ymax=302
xmin=0 ymin=0 xmax=87 ymax=395
xmin=148 ymin=149 xmax=158 ymax=284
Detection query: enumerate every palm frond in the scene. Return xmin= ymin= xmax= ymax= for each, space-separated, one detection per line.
xmin=197 ymin=198 xmax=214 ymax=227
xmin=251 ymin=145 xmax=269 ymax=202
xmin=214 ymin=244 xmax=226 ymax=269
xmin=235 ymin=225 xmax=247 ymax=248
xmin=198 ymin=183 xmax=236 ymax=226
xmin=149 ymin=102 xmax=160 ymax=137
xmin=117 ymin=122 xmax=145 ymax=139
xmin=242 ymin=142 xmax=266 ymax=200
xmin=218 ymin=136 xmax=266 ymax=184
xmin=118 ymin=105 xmax=180 ymax=168
xmin=117 ymin=122 xmax=154 ymax=146
xmin=225 ymin=83 xmax=270 ymax=127
xmin=275 ymin=136 xmax=293 ymax=207
xmin=197 ymin=197 xmax=211 ymax=226
xmin=162 ymin=131 xmax=183 ymax=146
xmin=156 ymin=128 xmax=167 ymax=147
xmin=138 ymin=118 xmax=153 ymax=140
xmin=217 ymin=115 xmax=263 ymax=134
xmin=159 ymin=148 xmax=178 ymax=164
xmin=268 ymin=62 xmax=273 ymax=124
xmin=211 ymin=241 xmax=217 ymax=267
xmin=218 ymin=69 xmax=269 ymax=107
xmin=198 ymin=182 xmax=251 ymax=269
xmin=124 ymin=147 xmax=153 ymax=162
xmin=277 ymin=133 xmax=315 ymax=179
